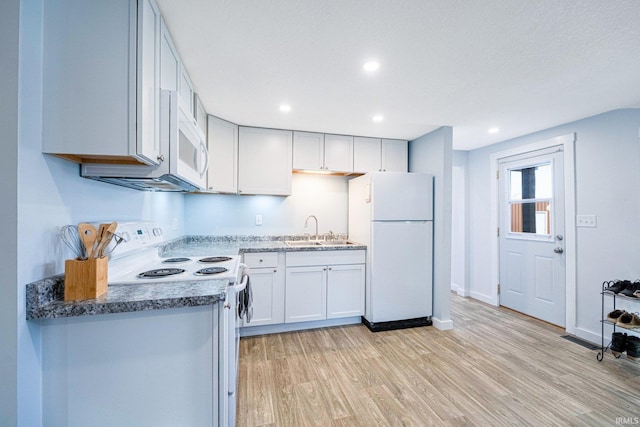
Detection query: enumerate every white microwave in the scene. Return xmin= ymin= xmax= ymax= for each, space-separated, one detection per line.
xmin=82 ymin=90 xmax=209 ymax=192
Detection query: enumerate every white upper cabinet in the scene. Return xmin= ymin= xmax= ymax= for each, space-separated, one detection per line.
xmin=42 ymin=0 xmax=162 ymax=166
xmin=292 ymin=132 xmax=324 ymax=171
xmin=324 ymin=134 xmax=354 ymax=172
xmin=137 ymin=0 xmax=161 ymax=166
xmin=159 ymin=18 xmax=180 ymax=92
xmin=179 ymin=64 xmax=194 ymax=117
xmin=353 ymin=137 xmax=382 ymax=173
xmin=293 ymin=132 xmax=353 ymax=173
xmin=353 ymin=137 xmax=408 ymax=173
xmin=381 ymin=139 xmax=408 ymax=172
xmin=238 ymin=127 xmax=293 ymax=196
xmin=207 ymin=116 xmax=238 ymax=193
xmin=194 ymin=95 xmax=207 ymax=136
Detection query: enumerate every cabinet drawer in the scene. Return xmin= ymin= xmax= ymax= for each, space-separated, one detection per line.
xmin=243 ymin=252 xmax=279 ymax=268
xmin=286 ymin=250 xmax=366 ymax=267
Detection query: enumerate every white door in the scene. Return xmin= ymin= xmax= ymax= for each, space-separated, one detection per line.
xmin=498 ymin=148 xmax=565 ymax=326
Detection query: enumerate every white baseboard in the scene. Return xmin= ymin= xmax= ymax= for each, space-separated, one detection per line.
xmin=456 ymin=288 xmax=470 ymax=297
xmin=432 ymin=317 xmax=453 ymax=331
xmin=470 ymin=290 xmax=498 ymax=306
xmin=573 ymin=327 xmax=602 ymax=346
xmin=240 ymin=316 xmax=361 ymax=337
xmin=451 ymin=282 xmax=470 ymax=297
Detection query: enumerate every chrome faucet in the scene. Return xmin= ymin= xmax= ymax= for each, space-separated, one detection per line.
xmin=304 ymin=215 xmax=319 ymax=241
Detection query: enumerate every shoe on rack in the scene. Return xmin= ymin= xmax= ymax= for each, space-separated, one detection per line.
xmin=611 ymin=332 xmax=628 ymax=356
xmin=605 ymin=280 xmax=632 ymax=294
xmin=619 ymin=282 xmax=640 ymax=297
xmin=607 ymin=309 xmax=626 ymax=323
xmin=626 ymin=335 xmax=640 ymax=360
xmin=617 ymin=312 xmax=640 ymax=329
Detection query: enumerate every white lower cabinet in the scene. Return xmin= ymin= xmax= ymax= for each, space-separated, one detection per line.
xmin=327 ymin=264 xmax=366 ymax=318
xmin=41 ymin=305 xmax=223 ymax=426
xmin=285 ymin=266 xmax=328 ymax=323
xmin=242 ymin=252 xmax=285 ymax=327
xmin=285 ymin=250 xmax=366 ymax=324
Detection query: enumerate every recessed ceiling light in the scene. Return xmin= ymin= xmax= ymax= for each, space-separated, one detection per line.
xmin=372 ymin=115 xmax=384 ymax=122
xmin=488 ymin=127 xmax=500 ymax=134
xmin=279 ymin=104 xmax=291 ymax=112
xmin=363 ymin=61 xmax=380 ymax=72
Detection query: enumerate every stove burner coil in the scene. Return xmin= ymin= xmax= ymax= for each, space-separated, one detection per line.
xmin=162 ymin=257 xmax=191 ymax=263
xmin=194 ymin=267 xmax=228 ymax=276
xmin=198 ymin=256 xmax=233 ymax=263
xmin=137 ymin=268 xmax=186 ymax=278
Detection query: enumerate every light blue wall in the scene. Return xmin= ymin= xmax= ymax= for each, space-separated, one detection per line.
xmin=10 ymin=1 xmax=187 ymax=424
xmin=1 ymin=0 xmax=20 ymax=424
xmin=409 ymin=126 xmax=453 ymax=329
xmin=185 ymin=174 xmax=349 ymax=236
xmin=466 ymin=108 xmax=640 ymax=342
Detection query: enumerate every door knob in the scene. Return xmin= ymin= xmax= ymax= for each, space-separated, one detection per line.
xmin=554 ymin=247 xmax=564 ymax=254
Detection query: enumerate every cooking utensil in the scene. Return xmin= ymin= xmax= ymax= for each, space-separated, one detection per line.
xmin=59 ymin=224 xmax=85 ymax=259
xmin=78 ymin=223 xmax=98 ymax=259
xmin=95 ymin=221 xmax=118 ymax=258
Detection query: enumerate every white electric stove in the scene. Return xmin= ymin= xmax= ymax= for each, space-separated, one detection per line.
xmin=108 ymin=222 xmax=240 ymax=285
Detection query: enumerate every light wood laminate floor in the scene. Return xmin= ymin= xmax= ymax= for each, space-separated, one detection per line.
xmin=237 ymin=294 xmax=640 ymax=426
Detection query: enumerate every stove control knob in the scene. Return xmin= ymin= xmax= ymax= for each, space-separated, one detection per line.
xmin=153 ymin=228 xmax=163 ymax=236
xmin=121 ymin=232 xmax=131 ymax=241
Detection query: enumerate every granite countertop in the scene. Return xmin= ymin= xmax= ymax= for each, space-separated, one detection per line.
xmin=26 ymin=235 xmax=366 ymax=321
xmin=26 ymin=275 xmax=228 ymax=320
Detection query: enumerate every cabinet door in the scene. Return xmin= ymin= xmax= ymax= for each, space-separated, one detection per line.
xmin=194 ymin=94 xmax=207 ymax=136
xmin=285 ymin=266 xmax=327 ymax=323
xmin=381 ymin=139 xmax=408 ymax=172
xmin=293 ymin=131 xmax=324 ymax=171
xmin=353 ymin=137 xmax=381 ymax=173
xmin=42 ymin=0 xmax=160 ymax=165
xmin=179 ymin=64 xmax=194 ymax=116
xmin=238 ymin=127 xmax=292 ymax=196
xmin=327 ymin=264 xmax=365 ymax=319
xmin=245 ymin=267 xmax=285 ymax=327
xmin=324 ymin=134 xmax=353 ymax=173
xmin=207 ymin=116 xmax=238 ymax=193
xmin=159 ymin=18 xmax=179 ymax=92
xmin=137 ymin=0 xmax=162 ymax=166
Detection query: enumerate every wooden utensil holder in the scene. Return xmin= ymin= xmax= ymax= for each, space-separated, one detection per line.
xmin=64 ymin=257 xmax=108 ymax=301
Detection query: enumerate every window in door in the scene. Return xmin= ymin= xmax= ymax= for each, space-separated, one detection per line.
xmin=507 ymin=162 xmax=553 ymax=237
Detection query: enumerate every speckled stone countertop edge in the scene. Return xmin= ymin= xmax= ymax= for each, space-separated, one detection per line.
xmin=159 ymin=235 xmax=366 ymax=255
xmin=26 ymin=276 xmax=227 ymax=321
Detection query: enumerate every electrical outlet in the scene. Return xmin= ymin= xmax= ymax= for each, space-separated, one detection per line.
xmin=255 ymin=214 xmax=263 ymax=226
xmin=576 ymin=214 xmax=597 ymax=227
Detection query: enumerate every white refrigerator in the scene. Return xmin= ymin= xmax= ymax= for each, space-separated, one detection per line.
xmin=348 ymin=172 xmax=433 ymax=331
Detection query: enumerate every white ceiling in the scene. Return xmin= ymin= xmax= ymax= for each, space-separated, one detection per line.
xmin=155 ymin=0 xmax=640 ymax=150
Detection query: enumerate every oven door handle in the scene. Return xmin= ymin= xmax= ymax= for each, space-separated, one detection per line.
xmin=233 ymin=264 xmax=249 ymax=292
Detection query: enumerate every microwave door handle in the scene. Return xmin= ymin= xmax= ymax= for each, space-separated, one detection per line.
xmin=200 ymin=141 xmax=209 ymax=176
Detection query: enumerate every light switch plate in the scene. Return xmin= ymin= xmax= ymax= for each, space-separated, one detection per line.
xmin=576 ymin=214 xmax=597 ymax=227
xmin=255 ymin=214 xmax=263 ymax=226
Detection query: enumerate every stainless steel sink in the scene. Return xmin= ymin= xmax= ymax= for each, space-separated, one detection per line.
xmin=321 ymin=241 xmax=355 ymax=246
xmin=285 ymin=241 xmax=323 ymax=247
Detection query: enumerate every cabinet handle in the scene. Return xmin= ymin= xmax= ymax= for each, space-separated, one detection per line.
xmin=157 ymin=154 xmax=165 ymax=162
xmin=223 ymin=302 xmax=231 ymax=310
xmin=328 ymin=267 xmax=332 ymax=270
xmin=259 ymin=259 xmax=263 ymax=263
xmin=274 ymin=269 xmax=277 ymax=273
xmin=323 ymin=267 xmax=327 ymax=271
